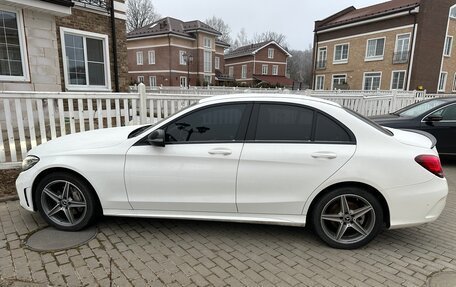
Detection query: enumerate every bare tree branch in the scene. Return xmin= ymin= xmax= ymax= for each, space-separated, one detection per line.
xmin=127 ymin=0 xmax=161 ymax=32
xmin=205 ymin=16 xmax=232 ymax=45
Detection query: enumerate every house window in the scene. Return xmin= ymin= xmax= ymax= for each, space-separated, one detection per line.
xmin=215 ymin=56 xmax=220 ymax=69
xmin=179 ymin=51 xmax=187 ymax=65
xmin=453 ymin=73 xmax=456 ymax=92
xmin=315 ymin=75 xmax=324 ymax=90
xmin=137 ymin=75 xmax=144 ymax=83
xmin=391 ymin=71 xmax=406 ymax=90
xmin=180 ymin=76 xmax=187 ymax=87
xmin=444 ymin=36 xmax=453 ymax=57
xmin=363 ymin=72 xmax=381 ymax=90
xmin=136 ymin=51 xmax=143 ymax=65
xmin=0 ymin=7 xmax=28 ymax=81
xmin=61 ymin=27 xmax=111 ymax=90
xmin=241 ymin=65 xmax=247 ymax=79
xmin=204 ymin=75 xmax=211 ymax=84
xmin=148 ymin=50 xmax=155 ymax=64
xmin=149 ymin=76 xmax=156 ymax=87
xmin=317 ymin=47 xmax=327 ymax=69
xmin=366 ymin=38 xmax=385 ymax=60
xmin=332 ymin=74 xmax=347 ymax=90
xmin=394 ymin=34 xmax=410 ymax=63
xmin=228 ymin=66 xmax=234 ymax=77
xmin=451 ymin=6 xmax=456 ymax=18
xmin=204 ymin=37 xmax=212 ymax=48
xmin=334 ymin=43 xmax=349 ymax=63
xmin=204 ymin=50 xmax=212 ymax=73
xmin=262 ymin=64 xmax=268 ymax=75
xmin=272 ymin=65 xmax=278 ymax=75
xmin=438 ymin=72 xmax=447 ymax=92
xmin=268 ymin=48 xmax=274 ymax=59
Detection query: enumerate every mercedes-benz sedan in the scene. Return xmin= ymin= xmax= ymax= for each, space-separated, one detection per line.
xmin=16 ymin=94 xmax=448 ymax=249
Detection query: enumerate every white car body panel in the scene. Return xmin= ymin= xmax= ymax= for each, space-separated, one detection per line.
xmin=15 ymin=94 xmax=448 ymax=231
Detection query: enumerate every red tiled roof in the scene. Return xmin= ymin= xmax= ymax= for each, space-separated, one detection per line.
xmin=318 ymin=0 xmax=420 ymax=30
xmin=253 ymin=75 xmax=293 ymax=87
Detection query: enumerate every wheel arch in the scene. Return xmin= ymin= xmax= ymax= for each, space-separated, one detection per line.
xmin=307 ymin=181 xmax=390 ymax=228
xmin=31 ymin=167 xmax=103 ymax=214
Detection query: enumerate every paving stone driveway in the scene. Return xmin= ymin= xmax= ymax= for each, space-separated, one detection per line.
xmin=0 ymin=163 xmax=455 ymax=287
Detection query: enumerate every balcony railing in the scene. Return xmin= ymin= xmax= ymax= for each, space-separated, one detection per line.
xmin=73 ymin=0 xmax=109 ymax=11
xmin=393 ymin=51 xmax=410 ymax=64
xmin=316 ymin=60 xmax=327 ymax=70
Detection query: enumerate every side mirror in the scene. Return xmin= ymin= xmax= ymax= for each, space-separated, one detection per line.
xmin=147 ymin=129 xmax=165 ymax=147
xmin=424 ymin=115 xmax=443 ymax=122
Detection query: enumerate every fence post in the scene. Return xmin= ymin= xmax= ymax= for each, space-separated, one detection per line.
xmin=138 ymin=83 xmax=147 ymax=124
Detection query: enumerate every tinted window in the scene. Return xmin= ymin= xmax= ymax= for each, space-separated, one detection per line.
xmin=397 ymin=99 xmax=447 ymax=117
xmin=165 ymin=104 xmax=246 ymax=142
xmin=430 ymin=104 xmax=456 ymax=120
xmin=255 ymin=104 xmax=313 ymax=141
xmin=315 ymin=113 xmax=351 ymax=142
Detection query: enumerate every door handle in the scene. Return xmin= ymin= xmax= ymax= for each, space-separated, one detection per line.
xmin=311 ymin=152 xmax=337 ymax=159
xmin=208 ymin=148 xmax=232 ymax=156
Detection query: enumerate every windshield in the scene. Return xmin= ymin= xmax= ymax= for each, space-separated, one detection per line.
xmin=344 ymin=107 xmax=393 ymax=136
xmin=396 ymin=99 xmax=447 ymax=117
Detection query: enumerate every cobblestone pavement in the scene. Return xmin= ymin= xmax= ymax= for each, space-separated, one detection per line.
xmin=0 ymin=163 xmax=455 ymax=287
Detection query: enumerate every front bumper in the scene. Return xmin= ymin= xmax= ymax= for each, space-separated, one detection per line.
xmin=15 ymin=170 xmax=35 ymax=212
xmin=387 ymin=177 xmax=448 ymax=229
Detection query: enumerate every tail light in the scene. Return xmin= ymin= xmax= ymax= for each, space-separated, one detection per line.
xmin=415 ymin=155 xmax=444 ymax=178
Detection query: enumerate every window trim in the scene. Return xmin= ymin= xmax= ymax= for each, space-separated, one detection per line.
xmin=451 ymin=6 xmax=456 ymax=19
xmin=444 ymin=36 xmax=453 ymax=57
xmin=137 ymin=75 xmax=144 ymax=83
xmin=453 ymin=73 xmax=456 ymax=92
xmin=214 ymin=56 xmax=220 ymax=70
xmin=365 ymin=37 xmax=386 ymax=61
xmin=179 ymin=50 xmax=186 ymax=65
xmin=60 ymin=27 xmax=111 ymax=91
xmin=241 ymin=64 xmax=247 ymax=79
xmin=0 ymin=5 xmax=30 ymax=82
xmin=268 ymin=48 xmax=274 ymax=59
xmin=317 ymin=46 xmax=327 ymax=61
xmin=228 ymin=66 xmax=234 ymax=77
xmin=438 ymin=72 xmax=448 ymax=92
xmin=148 ymin=50 xmax=155 ymax=65
xmin=363 ymin=71 xmax=382 ymax=90
xmin=390 ymin=70 xmax=407 ymax=90
xmin=331 ymin=74 xmax=347 ymax=90
xmin=333 ymin=43 xmax=349 ymax=64
xmin=394 ymin=33 xmax=411 ymax=53
xmin=315 ymin=75 xmax=325 ymax=90
xmin=136 ymin=51 xmax=143 ymax=65
xmin=272 ymin=65 xmax=279 ymax=75
xmin=261 ymin=64 xmax=268 ymax=75
xmin=149 ymin=75 xmax=156 ymax=87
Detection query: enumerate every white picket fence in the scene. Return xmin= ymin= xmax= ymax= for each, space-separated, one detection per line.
xmin=0 ymin=86 xmax=445 ymax=168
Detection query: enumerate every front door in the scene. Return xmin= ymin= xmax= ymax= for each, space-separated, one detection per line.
xmin=125 ymin=103 xmax=251 ymax=212
xmin=421 ymin=103 xmax=456 ymax=154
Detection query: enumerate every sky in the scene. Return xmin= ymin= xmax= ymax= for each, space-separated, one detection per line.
xmin=153 ymin=0 xmax=386 ymax=50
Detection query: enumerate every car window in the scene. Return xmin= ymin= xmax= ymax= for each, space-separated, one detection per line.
xmin=397 ymin=99 xmax=447 ymax=117
xmin=430 ymin=104 xmax=456 ymax=121
xmin=164 ymin=104 xmax=246 ymax=142
xmin=315 ymin=113 xmax=351 ymax=142
xmin=255 ymin=104 xmax=313 ymax=141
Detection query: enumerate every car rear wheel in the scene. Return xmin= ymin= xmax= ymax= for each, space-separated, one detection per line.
xmin=311 ymin=186 xmax=383 ymax=249
xmin=35 ymin=172 xmax=97 ymax=231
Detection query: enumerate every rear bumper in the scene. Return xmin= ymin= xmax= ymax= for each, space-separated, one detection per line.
xmin=387 ymin=177 xmax=448 ymax=229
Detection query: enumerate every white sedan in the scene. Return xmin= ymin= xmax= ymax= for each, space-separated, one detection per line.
xmin=16 ymin=95 xmax=448 ymax=249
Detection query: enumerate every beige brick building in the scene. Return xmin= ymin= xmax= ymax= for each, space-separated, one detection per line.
xmin=127 ymin=17 xmax=229 ymax=87
xmin=313 ymin=0 xmax=456 ymax=93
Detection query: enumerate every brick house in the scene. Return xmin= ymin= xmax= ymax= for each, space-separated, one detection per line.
xmin=313 ymin=0 xmax=456 ymax=93
xmin=127 ymin=17 xmax=230 ymax=87
xmin=0 ymin=0 xmax=128 ymax=92
xmin=224 ymin=41 xmax=293 ymax=88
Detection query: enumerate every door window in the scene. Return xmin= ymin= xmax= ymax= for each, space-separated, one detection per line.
xmin=165 ymin=104 xmax=247 ymax=143
xmin=430 ymin=104 xmax=456 ymax=121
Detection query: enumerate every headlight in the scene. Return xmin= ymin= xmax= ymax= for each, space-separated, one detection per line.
xmin=22 ymin=155 xmax=40 ymax=171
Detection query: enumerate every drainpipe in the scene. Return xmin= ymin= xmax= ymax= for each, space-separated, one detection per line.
xmin=311 ymin=32 xmax=318 ymax=90
xmin=168 ymin=34 xmax=172 ymax=86
xmin=406 ymin=8 xmax=418 ymax=90
xmin=110 ymin=0 xmax=120 ymax=92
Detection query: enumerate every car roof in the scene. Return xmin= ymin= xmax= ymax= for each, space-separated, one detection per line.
xmin=424 ymin=96 xmax=456 ymax=103
xmin=199 ymin=93 xmax=342 ymax=108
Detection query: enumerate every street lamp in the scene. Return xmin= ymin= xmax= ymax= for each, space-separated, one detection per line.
xmin=182 ymin=52 xmax=193 ymax=88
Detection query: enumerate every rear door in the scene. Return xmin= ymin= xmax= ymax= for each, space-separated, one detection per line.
xmin=236 ymin=103 xmax=357 ymax=215
xmin=421 ymin=103 xmax=456 ymax=154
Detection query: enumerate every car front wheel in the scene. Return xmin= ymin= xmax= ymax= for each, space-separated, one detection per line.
xmin=311 ymin=187 xmax=383 ymax=249
xmin=35 ymin=172 xmax=97 ymax=231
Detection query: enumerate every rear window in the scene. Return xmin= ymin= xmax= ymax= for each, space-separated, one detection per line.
xmin=315 ymin=113 xmax=351 ymax=142
xmin=344 ymin=108 xmax=393 ymax=136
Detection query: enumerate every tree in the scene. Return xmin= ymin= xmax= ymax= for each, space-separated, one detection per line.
xmin=252 ymin=31 xmax=288 ymax=48
xmin=205 ymin=16 xmax=232 ymax=45
xmin=287 ymin=46 xmax=313 ymax=88
xmin=127 ymin=0 xmax=161 ymax=32
xmin=232 ymin=28 xmax=251 ymax=50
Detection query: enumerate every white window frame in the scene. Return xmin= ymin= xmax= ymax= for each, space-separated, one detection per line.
xmin=60 ymin=27 xmax=111 ymax=91
xmin=203 ymin=37 xmax=212 ymax=49
xmin=228 ymin=66 xmax=234 ymax=77
xmin=390 ymin=70 xmax=406 ymax=90
xmin=315 ymin=75 xmax=325 ymax=90
xmin=148 ymin=50 xmax=155 ymax=65
xmin=363 ymin=72 xmax=382 ymax=90
xmin=137 ymin=75 xmax=144 ymax=83
xmin=262 ymin=64 xmax=268 ymax=75
xmin=268 ymin=48 xmax=274 ymax=59
xmin=203 ymin=50 xmax=212 ymax=73
xmin=0 ymin=5 xmax=29 ymax=82
xmin=365 ymin=37 xmax=386 ymax=61
xmin=204 ymin=75 xmax=212 ymax=84
xmin=179 ymin=51 xmax=186 ymax=65
xmin=444 ymin=36 xmax=453 ymax=57
xmin=438 ymin=72 xmax=448 ymax=92
xmin=272 ymin=65 xmax=279 ymax=75
xmin=452 ymin=73 xmax=456 ymax=92
xmin=241 ymin=64 xmax=247 ymax=79
xmin=331 ymin=74 xmax=347 ymax=90
xmin=394 ymin=33 xmax=411 ymax=53
xmin=149 ymin=76 xmax=157 ymax=87
xmin=333 ymin=43 xmax=349 ymax=64
xmin=215 ymin=56 xmax=220 ymax=69
xmin=136 ymin=51 xmax=143 ymax=65
xmin=451 ymin=6 xmax=456 ymax=19
xmin=180 ymin=76 xmax=187 ymax=87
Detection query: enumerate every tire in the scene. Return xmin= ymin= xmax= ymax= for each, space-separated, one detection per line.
xmin=34 ymin=172 xmax=97 ymax=231
xmin=310 ymin=186 xmax=383 ymax=249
